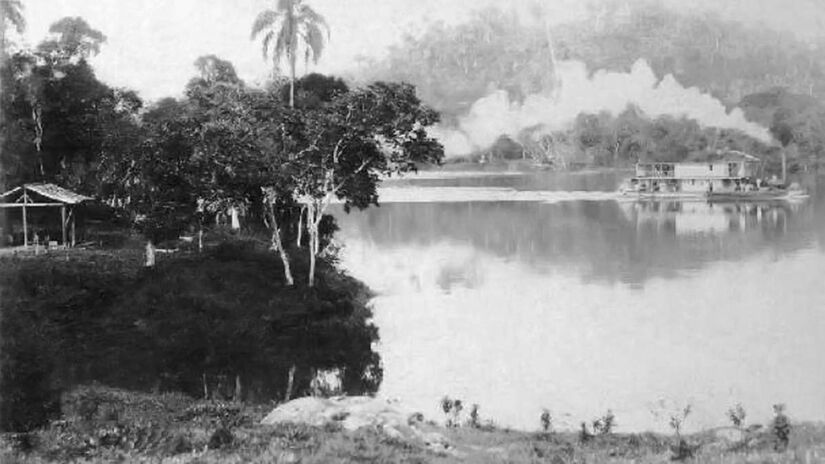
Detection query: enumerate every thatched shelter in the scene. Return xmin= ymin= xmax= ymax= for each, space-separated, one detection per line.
xmin=0 ymin=183 xmax=91 ymax=247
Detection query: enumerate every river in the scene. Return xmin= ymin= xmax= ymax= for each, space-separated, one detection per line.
xmin=331 ymin=170 xmax=825 ymax=433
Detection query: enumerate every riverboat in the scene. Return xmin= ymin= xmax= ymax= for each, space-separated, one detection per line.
xmin=618 ymin=151 xmax=807 ymax=200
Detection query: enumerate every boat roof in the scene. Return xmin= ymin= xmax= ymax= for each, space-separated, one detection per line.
xmin=685 ymin=150 xmax=760 ymax=163
xmin=639 ymin=151 xmax=760 ymax=165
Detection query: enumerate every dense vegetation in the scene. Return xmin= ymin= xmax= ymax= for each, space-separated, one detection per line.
xmin=357 ymin=1 xmax=825 ymax=171
xmin=1 ymin=14 xmax=443 ymax=286
xmin=0 ymin=2 xmax=442 ymax=434
xmin=0 ymin=239 xmax=381 ymax=432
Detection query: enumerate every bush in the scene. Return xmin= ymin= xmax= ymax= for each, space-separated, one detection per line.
xmin=593 ymin=410 xmax=616 ymax=435
xmin=727 ymin=403 xmax=747 ymax=428
xmin=772 ymin=404 xmax=791 ymax=451
xmin=0 ymin=241 xmax=381 ymax=431
xmin=540 ymin=409 xmax=552 ymax=433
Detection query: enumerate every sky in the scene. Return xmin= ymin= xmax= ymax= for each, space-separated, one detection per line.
xmin=15 ymin=0 xmax=825 ymax=103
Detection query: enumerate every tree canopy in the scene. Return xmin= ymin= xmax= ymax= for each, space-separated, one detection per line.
xmin=251 ymin=0 xmax=330 ymax=107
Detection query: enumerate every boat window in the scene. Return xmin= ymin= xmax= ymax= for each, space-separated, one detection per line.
xmin=709 ymin=164 xmax=713 ymax=171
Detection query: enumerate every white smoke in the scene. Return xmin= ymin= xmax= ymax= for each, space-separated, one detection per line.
xmin=434 ymin=59 xmax=773 ymax=157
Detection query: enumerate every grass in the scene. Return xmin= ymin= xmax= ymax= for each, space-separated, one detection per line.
xmin=1 ymin=386 xmax=823 ymax=463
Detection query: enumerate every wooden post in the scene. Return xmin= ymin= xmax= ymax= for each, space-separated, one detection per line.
xmin=285 ymin=365 xmax=296 ymax=402
xmin=70 ymin=207 xmax=76 ymax=247
xmin=61 ymin=205 xmax=67 ymax=246
xmin=22 ymin=189 xmax=28 ymax=247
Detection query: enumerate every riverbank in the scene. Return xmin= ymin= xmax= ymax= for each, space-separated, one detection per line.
xmin=2 ymin=385 xmax=823 ymax=463
xmin=0 ymin=236 xmax=381 ymax=432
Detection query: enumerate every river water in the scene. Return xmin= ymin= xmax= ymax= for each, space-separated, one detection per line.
xmin=331 ymin=170 xmax=825 ymax=433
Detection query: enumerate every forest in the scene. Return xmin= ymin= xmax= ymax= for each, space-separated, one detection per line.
xmin=356 ymin=0 xmax=825 ymax=171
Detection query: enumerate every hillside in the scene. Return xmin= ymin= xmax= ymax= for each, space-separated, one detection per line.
xmin=359 ymin=1 xmax=825 ymax=120
xmin=354 ymin=1 xmax=825 ymax=168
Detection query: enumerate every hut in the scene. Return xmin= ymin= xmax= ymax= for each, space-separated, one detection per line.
xmin=0 ymin=183 xmax=92 ymax=248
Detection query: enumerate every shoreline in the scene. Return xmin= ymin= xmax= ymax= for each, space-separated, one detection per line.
xmin=2 ymin=386 xmax=822 ymax=463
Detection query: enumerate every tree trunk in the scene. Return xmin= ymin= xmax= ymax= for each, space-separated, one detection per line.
xmin=307 ymin=202 xmax=317 ymax=288
xmin=230 ymin=206 xmax=240 ymax=230
xmin=267 ymin=202 xmax=294 ymax=286
xmin=296 ymin=205 xmax=305 ymax=248
xmin=289 ymin=52 xmax=296 ymax=108
xmin=145 ymin=240 xmax=156 ymax=267
xmin=285 ymin=364 xmax=296 ymax=401
xmin=234 ymin=374 xmax=242 ymax=403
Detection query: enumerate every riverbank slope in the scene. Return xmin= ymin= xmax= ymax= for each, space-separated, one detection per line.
xmin=1 ymin=386 xmax=823 ymax=463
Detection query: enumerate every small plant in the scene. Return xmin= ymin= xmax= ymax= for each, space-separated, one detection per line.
xmin=452 ymin=399 xmax=464 ymax=426
xmin=727 ymin=403 xmax=747 ymax=428
xmin=579 ymin=422 xmax=593 ymax=443
xmin=440 ymin=396 xmax=453 ymax=422
xmin=669 ymin=404 xmax=692 ymax=438
xmin=467 ymin=404 xmax=481 ymax=428
xmin=540 ymin=409 xmax=552 ymax=433
xmin=440 ymin=396 xmax=464 ymax=427
xmin=671 ymin=438 xmax=695 ymax=461
xmin=592 ymin=409 xmax=616 ymax=435
xmin=772 ymin=403 xmax=791 ymax=451
xmin=666 ymin=404 xmax=695 ymax=461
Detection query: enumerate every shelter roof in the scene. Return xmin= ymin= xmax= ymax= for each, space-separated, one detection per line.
xmin=0 ymin=183 xmax=92 ymax=205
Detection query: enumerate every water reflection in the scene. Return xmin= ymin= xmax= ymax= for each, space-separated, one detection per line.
xmin=331 ymin=173 xmax=825 ymax=432
xmin=336 ymin=198 xmax=819 ymax=287
xmin=621 ymin=201 xmax=799 ymax=236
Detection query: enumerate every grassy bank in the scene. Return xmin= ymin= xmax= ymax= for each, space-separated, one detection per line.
xmin=1 ymin=385 xmax=823 ymax=463
xmin=0 ymin=237 xmax=381 ymax=432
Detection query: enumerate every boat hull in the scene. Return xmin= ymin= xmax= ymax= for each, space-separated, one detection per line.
xmin=619 ymin=189 xmax=808 ymax=202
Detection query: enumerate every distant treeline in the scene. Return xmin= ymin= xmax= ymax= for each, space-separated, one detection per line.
xmin=463 ymin=107 xmax=776 ymax=170
xmin=356 ymin=1 xmax=825 ymax=171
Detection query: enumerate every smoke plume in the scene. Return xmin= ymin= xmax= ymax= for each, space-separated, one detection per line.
xmin=432 ymin=59 xmax=773 ymax=157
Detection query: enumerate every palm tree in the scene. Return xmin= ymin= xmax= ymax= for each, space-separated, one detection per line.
xmin=251 ymin=0 xmax=329 ymax=107
xmin=1 ymin=0 xmax=25 ymax=55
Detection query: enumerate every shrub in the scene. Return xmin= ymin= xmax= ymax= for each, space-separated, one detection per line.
xmin=540 ymin=409 xmax=552 ymax=433
xmin=772 ymin=404 xmax=791 ymax=451
xmin=579 ymin=422 xmax=593 ymax=443
xmin=0 ymin=241 xmax=381 ymax=431
xmin=727 ymin=403 xmax=747 ymax=428
xmin=467 ymin=404 xmax=481 ymax=428
xmin=592 ymin=409 xmax=616 ymax=435
xmin=439 ymin=396 xmax=464 ymax=427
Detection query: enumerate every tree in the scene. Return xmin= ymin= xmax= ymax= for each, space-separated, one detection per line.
xmin=741 ymin=87 xmax=825 ymax=174
xmin=190 ymin=54 xmax=242 ymax=88
xmin=0 ymin=0 xmax=25 ymax=55
xmin=1 ymin=18 xmax=144 ymax=191
xmin=116 ymin=98 xmax=200 ymax=248
xmin=1 ymin=17 xmax=110 ymax=184
xmin=37 ymin=17 xmax=107 ymax=62
xmin=289 ymin=81 xmax=443 ymax=286
xmin=251 ymin=0 xmax=330 ymax=107
xmin=184 ymin=76 xmax=299 ymax=286
xmin=281 ymin=72 xmax=348 ymax=109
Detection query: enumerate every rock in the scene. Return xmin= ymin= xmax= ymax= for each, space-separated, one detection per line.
xmin=262 ymin=396 xmax=414 ymax=432
xmin=712 ymin=427 xmax=747 ymax=443
xmin=261 ymin=396 xmax=451 ymax=452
